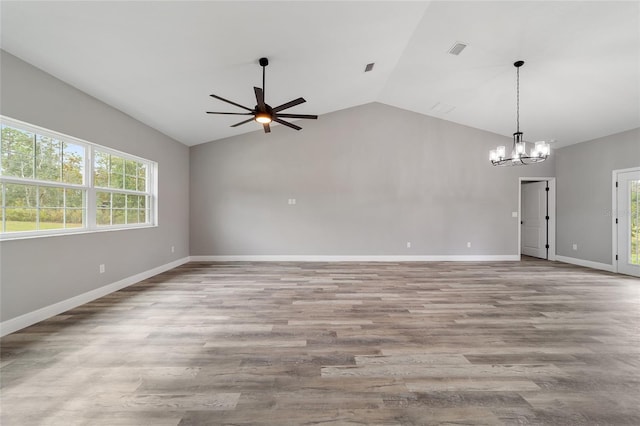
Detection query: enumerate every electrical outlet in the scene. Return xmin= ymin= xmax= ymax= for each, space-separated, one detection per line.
xmin=572 ymin=244 xmax=578 ymax=251
xmin=467 ymin=242 xmax=472 ymax=248
xmin=171 ymin=246 xmax=175 ymax=253
xmin=512 ymin=212 xmax=518 ymax=218
xmin=406 ymin=242 xmax=411 ymax=248
xmin=99 ymin=264 xmax=105 ymax=274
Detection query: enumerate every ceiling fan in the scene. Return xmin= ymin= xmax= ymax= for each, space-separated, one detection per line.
xmin=207 ymin=57 xmax=318 ymax=133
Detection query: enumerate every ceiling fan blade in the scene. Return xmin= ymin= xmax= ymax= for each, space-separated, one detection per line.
xmin=206 ymin=112 xmax=253 ymax=115
xmin=276 ymin=113 xmax=318 ymax=120
xmin=231 ymin=117 xmax=256 ymax=127
xmin=209 ymin=94 xmax=253 ymax=112
xmin=274 ymin=118 xmax=302 ymax=131
xmin=254 ymin=87 xmax=266 ymax=110
xmin=263 ymin=123 xmax=271 ymax=133
xmin=272 ymin=97 xmax=306 ymax=113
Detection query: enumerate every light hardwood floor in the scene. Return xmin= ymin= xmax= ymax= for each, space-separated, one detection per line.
xmin=1 ymin=258 xmax=639 ymax=425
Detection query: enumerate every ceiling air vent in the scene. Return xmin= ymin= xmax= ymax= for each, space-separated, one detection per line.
xmin=448 ymin=42 xmax=467 ymax=56
xmin=364 ymin=62 xmax=375 ymax=72
xmin=431 ymin=102 xmax=456 ymax=114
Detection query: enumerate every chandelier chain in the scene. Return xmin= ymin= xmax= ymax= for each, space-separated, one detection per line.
xmin=516 ymin=65 xmax=520 ymax=133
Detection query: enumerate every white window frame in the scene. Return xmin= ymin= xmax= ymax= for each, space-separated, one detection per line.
xmin=1 ymin=115 xmax=158 ymax=240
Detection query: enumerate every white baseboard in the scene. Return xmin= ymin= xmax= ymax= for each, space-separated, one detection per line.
xmin=555 ymin=255 xmax=614 ymax=273
xmin=0 ymin=257 xmax=190 ymax=337
xmin=0 ymin=254 xmax=524 ymax=336
xmin=189 ymin=255 xmax=520 ymax=262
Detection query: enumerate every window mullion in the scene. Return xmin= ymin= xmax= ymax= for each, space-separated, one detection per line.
xmin=59 ymin=140 xmax=63 ymax=182
xmin=93 ymin=187 xmax=150 ymax=196
xmin=152 ymin=162 xmax=157 ymax=226
xmin=63 ymin=187 xmax=66 ymax=228
xmin=0 ymin=175 xmax=86 ymax=189
xmin=35 ymin=185 xmax=40 ymax=230
xmin=1 ymin=183 xmax=5 ymax=233
xmin=32 ymin=132 xmax=36 ymax=180
xmin=86 ymin=145 xmax=96 ymax=230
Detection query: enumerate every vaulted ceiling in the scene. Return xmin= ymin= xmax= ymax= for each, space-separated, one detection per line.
xmin=1 ymin=1 xmax=638 ymax=147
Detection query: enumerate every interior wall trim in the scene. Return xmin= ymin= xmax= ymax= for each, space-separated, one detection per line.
xmin=0 ymin=257 xmax=190 ymax=337
xmin=189 ymin=255 xmax=520 ymax=262
xmin=555 ymin=255 xmax=615 ymax=273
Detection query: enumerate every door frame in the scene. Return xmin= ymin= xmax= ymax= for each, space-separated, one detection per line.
xmin=612 ymin=166 xmax=640 ymax=273
xmin=518 ymin=177 xmax=556 ymax=261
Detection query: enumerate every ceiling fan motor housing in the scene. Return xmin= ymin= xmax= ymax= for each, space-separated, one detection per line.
xmin=257 ymin=104 xmax=273 ymax=114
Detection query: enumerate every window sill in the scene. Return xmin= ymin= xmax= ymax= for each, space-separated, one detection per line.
xmin=0 ymin=224 xmax=158 ymax=242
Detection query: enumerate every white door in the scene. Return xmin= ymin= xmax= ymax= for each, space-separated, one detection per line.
xmin=616 ymin=170 xmax=640 ymax=277
xmin=521 ymin=181 xmax=548 ymax=259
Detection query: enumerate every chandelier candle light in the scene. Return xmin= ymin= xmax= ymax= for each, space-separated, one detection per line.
xmin=490 ymin=60 xmax=550 ymax=166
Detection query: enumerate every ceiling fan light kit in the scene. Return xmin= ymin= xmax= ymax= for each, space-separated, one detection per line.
xmin=255 ymin=112 xmax=272 ymax=124
xmin=490 ymin=60 xmax=551 ymax=166
xmin=206 ymin=57 xmax=317 ymax=134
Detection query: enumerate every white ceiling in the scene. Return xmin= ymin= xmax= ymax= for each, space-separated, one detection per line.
xmin=1 ymin=1 xmax=638 ymax=148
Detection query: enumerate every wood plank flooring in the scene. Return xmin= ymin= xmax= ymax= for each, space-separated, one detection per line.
xmin=1 ymin=258 xmax=640 ymax=425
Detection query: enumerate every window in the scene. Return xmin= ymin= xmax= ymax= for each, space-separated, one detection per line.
xmin=1 ymin=116 xmax=157 ymax=238
xmin=94 ymin=150 xmax=151 ymax=226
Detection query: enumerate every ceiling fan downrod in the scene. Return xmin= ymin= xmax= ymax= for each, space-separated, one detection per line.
xmin=259 ymin=57 xmax=268 ymax=101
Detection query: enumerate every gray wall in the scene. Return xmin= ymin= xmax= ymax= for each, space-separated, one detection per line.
xmin=0 ymin=51 xmax=190 ymax=322
xmin=3 ymin=45 xmax=632 ymax=325
xmin=190 ymin=102 xmax=555 ymax=256
xmin=555 ymin=127 xmax=640 ymax=265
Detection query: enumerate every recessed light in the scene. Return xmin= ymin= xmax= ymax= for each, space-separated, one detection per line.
xmin=448 ymin=42 xmax=467 ymax=56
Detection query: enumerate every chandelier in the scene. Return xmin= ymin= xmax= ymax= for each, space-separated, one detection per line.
xmin=490 ymin=60 xmax=550 ymax=166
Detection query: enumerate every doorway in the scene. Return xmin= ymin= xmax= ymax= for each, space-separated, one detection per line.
xmin=613 ymin=167 xmax=640 ymax=277
xmin=519 ymin=177 xmax=556 ymax=260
